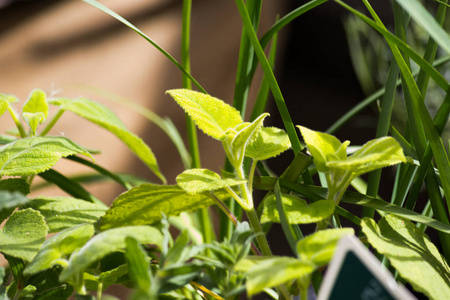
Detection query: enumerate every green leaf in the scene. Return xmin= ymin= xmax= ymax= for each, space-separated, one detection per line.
xmin=166 ymin=89 xmax=243 ymax=140
xmin=261 ymin=194 xmax=335 ymax=224
xmin=23 ymin=89 xmax=49 ymax=119
xmin=176 ymin=168 xmax=246 ymax=194
xmin=27 ymin=197 xmax=106 ymax=233
xmin=246 ymin=256 xmax=315 ymax=297
xmin=0 ymin=93 xmax=18 ymax=117
xmin=100 ymin=184 xmax=216 ymax=230
xmin=297 ymin=125 xmax=348 ymax=172
xmin=84 ymin=264 xmax=129 ymax=292
xmin=0 ymin=101 xmax=8 ymax=118
xmin=48 ymin=97 xmax=165 ymax=183
xmin=296 ymin=228 xmax=354 ymax=266
xmin=0 ymin=208 xmax=48 ymax=261
xmin=328 ymin=137 xmax=407 ymax=177
xmin=0 ymin=190 xmax=29 ymax=225
xmin=0 ymin=178 xmax=30 ymax=194
xmin=245 ymin=127 xmax=291 ymax=160
xmin=362 ymin=215 xmax=450 ymax=300
xmin=59 ymin=225 xmax=163 ymax=282
xmin=0 ymin=136 xmax=92 ymax=176
xmin=22 ymin=112 xmax=45 ymax=136
xmin=24 ymin=224 xmax=94 ymax=276
xmin=231 ymin=113 xmax=268 ymax=150
xmin=125 ymin=238 xmax=152 ymax=294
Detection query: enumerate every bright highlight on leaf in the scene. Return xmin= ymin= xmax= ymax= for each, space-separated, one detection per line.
xmin=362 ymin=215 xmax=450 ymax=300
xmin=0 ymin=136 xmax=93 ymax=176
xmin=176 ymin=168 xmax=246 ymax=194
xmin=166 ymin=89 xmax=243 ymax=140
xmin=245 ymin=127 xmax=291 ymax=160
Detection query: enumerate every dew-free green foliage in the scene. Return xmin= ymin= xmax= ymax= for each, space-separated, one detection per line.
xmin=27 ymin=197 xmax=107 ymax=233
xmin=0 ymin=136 xmax=92 ymax=176
xmin=261 ymin=194 xmax=335 ymax=224
xmin=22 ymin=89 xmax=49 ymax=135
xmin=100 ymin=184 xmax=216 ymax=230
xmin=49 ymin=97 xmax=165 ymax=183
xmin=245 ymin=126 xmax=291 ymax=160
xmin=362 ymin=215 xmax=450 ymax=300
xmin=0 ymin=190 xmax=29 ymax=223
xmin=176 ymin=168 xmax=246 ymax=194
xmin=0 ymin=208 xmax=48 ymax=262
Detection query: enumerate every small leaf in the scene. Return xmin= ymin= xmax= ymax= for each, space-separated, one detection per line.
xmin=166 ymin=89 xmax=243 ymax=140
xmin=362 ymin=214 xmax=450 ymax=300
xmin=27 ymin=197 xmax=107 ymax=233
xmin=246 ymin=256 xmax=315 ymax=297
xmin=245 ymin=127 xmax=291 ymax=160
xmin=176 ymin=168 xmax=246 ymax=194
xmin=261 ymin=194 xmax=335 ymax=224
xmin=22 ymin=89 xmax=49 ymax=119
xmin=100 ymin=184 xmax=217 ymax=230
xmin=0 ymin=93 xmax=18 ymax=117
xmin=24 ymin=224 xmax=95 ymax=276
xmin=0 ymin=190 xmax=29 ymax=224
xmin=84 ymin=264 xmax=129 ymax=292
xmin=48 ymin=97 xmax=165 ymax=183
xmin=125 ymin=237 xmax=152 ymax=293
xmin=0 ymin=208 xmax=48 ymax=261
xmin=297 ymin=126 xmax=348 ymax=172
xmin=59 ymin=225 xmax=163 ymax=282
xmin=231 ymin=113 xmax=269 ymax=150
xmin=296 ymin=228 xmax=354 ymax=266
xmin=0 ymin=136 xmax=92 ymax=176
xmin=0 ymin=101 xmax=7 ymax=117
xmin=22 ymin=112 xmax=45 ymax=135
xmin=328 ymin=137 xmax=406 ymax=177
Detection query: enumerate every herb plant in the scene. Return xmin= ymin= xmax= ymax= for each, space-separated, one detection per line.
xmin=1 ymin=0 xmax=450 ymax=299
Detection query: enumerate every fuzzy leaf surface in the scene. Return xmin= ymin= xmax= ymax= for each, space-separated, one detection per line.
xmin=231 ymin=113 xmax=268 ymax=150
xmin=166 ymin=89 xmax=243 ymax=140
xmin=101 ymin=184 xmax=216 ymax=230
xmin=362 ymin=214 xmax=450 ymax=300
xmin=176 ymin=168 xmax=246 ymax=194
xmin=0 ymin=208 xmax=47 ymax=261
xmin=0 ymin=178 xmax=30 ymax=194
xmin=0 ymin=136 xmax=92 ymax=176
xmin=49 ymin=97 xmax=165 ymax=182
xmin=246 ymin=256 xmax=315 ymax=297
xmin=27 ymin=197 xmax=107 ymax=233
xmin=59 ymin=226 xmax=163 ymax=282
xmin=261 ymin=194 xmax=335 ymax=224
xmin=22 ymin=89 xmax=49 ymax=119
xmin=245 ymin=127 xmax=291 ymax=160
xmin=24 ymin=224 xmax=94 ymax=276
xmin=296 ymin=228 xmax=354 ymax=266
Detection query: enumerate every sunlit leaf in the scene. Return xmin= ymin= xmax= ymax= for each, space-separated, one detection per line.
xmin=245 ymin=127 xmax=291 ymax=160
xmin=231 ymin=113 xmax=268 ymax=150
xmin=176 ymin=168 xmax=245 ymax=194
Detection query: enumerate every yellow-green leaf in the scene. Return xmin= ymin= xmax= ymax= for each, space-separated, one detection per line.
xmin=245 ymin=127 xmax=291 ymax=160
xmin=22 ymin=89 xmax=49 ymax=120
xmin=176 ymin=168 xmax=246 ymax=194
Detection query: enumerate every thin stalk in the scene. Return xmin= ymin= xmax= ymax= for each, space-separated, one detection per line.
xmin=247 ymin=208 xmax=272 ymax=256
xmin=7 ymin=106 xmax=26 ymax=138
xmin=39 ymin=109 xmax=64 ymax=136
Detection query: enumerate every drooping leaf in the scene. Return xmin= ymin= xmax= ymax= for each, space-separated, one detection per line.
xmin=297 ymin=125 xmax=349 ymax=172
xmin=59 ymin=226 xmax=163 ymax=282
xmin=176 ymin=168 xmax=246 ymax=195
xmin=261 ymin=194 xmax=335 ymax=224
xmin=362 ymin=214 xmax=450 ymax=300
xmin=328 ymin=137 xmax=407 ymax=177
xmin=0 ymin=208 xmax=48 ymax=261
xmin=0 ymin=178 xmax=30 ymax=195
xmin=100 ymin=184 xmax=216 ymax=230
xmin=296 ymin=228 xmax=354 ymax=266
xmin=27 ymin=197 xmax=107 ymax=233
xmin=24 ymin=224 xmax=94 ymax=276
xmin=246 ymin=256 xmax=315 ymax=297
xmin=48 ymin=97 xmax=165 ymax=183
xmin=166 ymin=89 xmax=243 ymax=140
xmin=0 ymin=136 xmax=92 ymax=176
xmin=245 ymin=127 xmax=291 ymax=160
xmin=231 ymin=113 xmax=269 ymax=150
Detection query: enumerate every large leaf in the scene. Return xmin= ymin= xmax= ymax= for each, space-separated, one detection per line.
xmin=59 ymin=226 xmax=163 ymax=282
xmin=0 ymin=208 xmax=48 ymax=261
xmin=0 ymin=190 xmax=29 ymax=224
xmin=362 ymin=214 xmax=450 ymax=300
xmin=48 ymin=97 xmax=165 ymax=183
xmin=0 ymin=178 xmax=30 ymax=195
xmin=245 ymin=127 xmax=291 ymax=160
xmin=176 ymin=168 xmax=246 ymax=195
xmin=246 ymin=256 xmax=315 ymax=297
xmin=166 ymin=89 xmax=243 ymax=140
xmin=100 ymin=184 xmax=216 ymax=230
xmin=261 ymin=194 xmax=335 ymax=224
xmin=296 ymin=228 xmax=354 ymax=266
xmin=27 ymin=197 xmax=107 ymax=233
xmin=0 ymin=136 xmax=92 ymax=176
xmin=24 ymin=224 xmax=94 ymax=276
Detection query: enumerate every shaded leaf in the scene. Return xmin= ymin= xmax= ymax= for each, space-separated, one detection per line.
xmin=0 ymin=178 xmax=30 ymax=195
xmin=176 ymin=168 xmax=245 ymax=195
xmin=84 ymin=264 xmax=129 ymax=292
xmin=0 ymin=208 xmax=47 ymax=261
xmin=0 ymin=136 xmax=92 ymax=176
xmin=125 ymin=238 xmax=152 ymax=295
xmin=0 ymin=190 xmax=29 ymax=224
xmin=166 ymin=89 xmax=243 ymax=140
xmin=362 ymin=214 xmax=450 ymax=300
xmin=27 ymin=197 xmax=107 ymax=233
xmin=60 ymin=225 xmax=163 ymax=282
xmin=245 ymin=127 xmax=291 ymax=160
xmin=48 ymin=97 xmax=165 ymax=183
xmin=261 ymin=194 xmax=335 ymax=224
xmin=101 ymin=184 xmax=216 ymax=230
xmin=24 ymin=224 xmax=95 ymax=276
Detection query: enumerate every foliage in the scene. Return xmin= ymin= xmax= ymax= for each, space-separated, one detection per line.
xmin=0 ymin=0 xmax=449 ymax=299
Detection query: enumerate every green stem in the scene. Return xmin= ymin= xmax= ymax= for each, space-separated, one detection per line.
xmin=7 ymin=106 xmax=26 ymax=138
xmin=247 ymin=207 xmax=272 ymax=256
xmin=39 ymin=109 xmax=64 ymax=136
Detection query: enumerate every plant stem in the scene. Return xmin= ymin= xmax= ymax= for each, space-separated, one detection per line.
xmin=7 ymin=106 xmax=26 ymax=138
xmin=246 ymin=208 xmax=272 ymax=256
xmin=40 ymin=109 xmax=64 ymax=136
